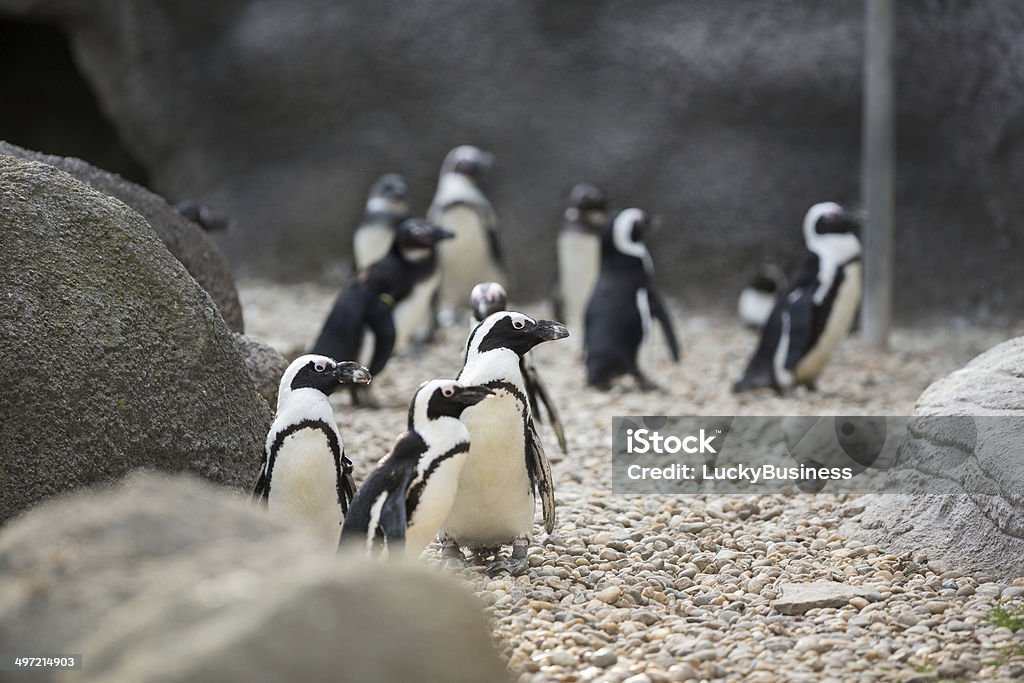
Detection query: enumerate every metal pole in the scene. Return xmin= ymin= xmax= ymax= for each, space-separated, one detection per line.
xmin=861 ymin=0 xmax=895 ymax=350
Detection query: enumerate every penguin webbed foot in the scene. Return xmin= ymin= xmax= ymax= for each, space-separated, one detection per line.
xmin=484 ymin=538 xmax=529 ymax=576
xmin=634 ymin=372 xmax=661 ymax=392
xmin=438 ymin=537 xmax=467 ymax=571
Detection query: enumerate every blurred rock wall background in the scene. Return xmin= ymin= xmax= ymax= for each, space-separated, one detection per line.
xmin=1 ymin=0 xmax=1022 ymax=319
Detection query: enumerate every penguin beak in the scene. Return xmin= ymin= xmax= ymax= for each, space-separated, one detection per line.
xmin=335 ymin=362 xmax=372 ymax=385
xmin=452 ymin=385 xmax=494 ymax=406
xmin=431 ymin=226 xmax=455 ymax=242
xmin=533 ymin=320 xmax=570 ymax=342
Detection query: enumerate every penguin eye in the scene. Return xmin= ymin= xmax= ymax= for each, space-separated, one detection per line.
xmin=314 ymin=362 xmax=326 ymax=372
xmin=442 ymin=387 xmax=455 ymax=398
xmin=512 ymin=319 xmax=525 ymax=330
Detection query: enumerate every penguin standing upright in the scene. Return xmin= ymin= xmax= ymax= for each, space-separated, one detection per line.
xmin=737 ymin=263 xmax=788 ymax=329
xmin=340 ymin=379 xmax=493 ymax=558
xmin=353 ymin=173 xmax=409 ymax=271
xmin=470 ymin=281 xmax=568 ymax=455
xmin=734 ymin=202 xmax=862 ymax=394
xmin=428 ymin=145 xmax=505 ymax=325
xmin=312 ymin=218 xmax=453 ymax=404
xmin=584 ymin=208 xmax=680 ymax=390
xmin=440 ymin=311 xmax=568 ymax=575
xmin=555 ymin=183 xmax=609 ymax=340
xmin=252 ymin=354 xmax=371 ymax=547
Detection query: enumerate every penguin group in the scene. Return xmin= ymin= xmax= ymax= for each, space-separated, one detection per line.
xmin=255 ymin=145 xmax=864 ymax=573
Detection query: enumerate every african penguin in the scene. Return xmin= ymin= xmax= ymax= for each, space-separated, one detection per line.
xmin=738 ymin=263 xmax=787 ymax=329
xmin=252 ymin=354 xmax=371 ymax=547
xmin=428 ymin=145 xmax=505 ymax=326
xmin=470 ymin=281 xmax=568 ymax=455
xmin=556 ymin=183 xmax=609 ymax=342
xmin=439 ymin=311 xmax=567 ymax=575
xmin=584 ymin=208 xmax=680 ymax=390
xmin=339 ymin=380 xmax=493 ymax=558
xmin=312 ymin=218 xmax=453 ymax=405
xmin=733 ymin=202 xmax=862 ymax=394
xmin=353 ymin=173 xmax=410 ymax=271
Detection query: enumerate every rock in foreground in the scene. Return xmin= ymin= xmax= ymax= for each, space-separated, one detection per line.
xmin=0 ymin=473 xmax=509 ymax=683
xmin=0 ymin=155 xmax=270 ymax=521
xmin=843 ymin=336 xmax=1024 ymax=579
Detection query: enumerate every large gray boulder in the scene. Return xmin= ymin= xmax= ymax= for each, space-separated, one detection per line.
xmin=232 ymin=332 xmax=290 ymax=410
xmin=2 ymin=1 xmax=1023 ymax=317
xmin=0 ymin=140 xmax=243 ymax=332
xmin=0 ymin=473 xmax=510 ymax=683
xmin=0 ymin=155 xmax=270 ymax=522
xmin=843 ymin=337 xmax=1024 ymax=579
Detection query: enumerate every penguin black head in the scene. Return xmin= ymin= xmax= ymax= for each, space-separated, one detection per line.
xmin=606 ymin=207 xmax=654 ymax=269
xmin=466 ymin=311 xmax=569 ymax=359
xmin=569 ymin=183 xmax=608 ymax=213
xmin=409 ymin=379 xmax=494 ymax=428
xmin=393 ymin=218 xmax=454 ymax=260
xmin=441 ymin=145 xmax=494 ymax=181
xmin=369 ymin=173 xmax=409 ymax=202
xmin=470 ymin=281 xmax=508 ymax=322
xmin=803 ymin=202 xmax=862 ymax=260
xmin=805 ymin=202 xmax=860 ymax=237
xmin=279 ymin=354 xmax=371 ymax=405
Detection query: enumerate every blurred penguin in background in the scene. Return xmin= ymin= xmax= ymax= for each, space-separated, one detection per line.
xmin=429 ymin=145 xmax=505 ymax=327
xmin=312 ymin=218 xmax=453 ymax=405
xmin=584 ymin=208 xmax=680 ymax=390
xmin=737 ymin=263 xmax=787 ymax=329
xmin=353 ymin=173 xmax=409 ymax=271
xmin=555 ymin=183 xmax=609 ymax=342
xmin=733 ymin=202 xmax=862 ymax=394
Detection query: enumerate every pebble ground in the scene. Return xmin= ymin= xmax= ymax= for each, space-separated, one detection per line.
xmin=240 ymin=280 xmax=1024 ymax=683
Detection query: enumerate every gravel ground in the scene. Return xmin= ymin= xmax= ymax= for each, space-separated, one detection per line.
xmin=240 ymin=280 xmax=1024 ymax=683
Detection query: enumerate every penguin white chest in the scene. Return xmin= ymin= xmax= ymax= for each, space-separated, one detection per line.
xmin=437 ymin=205 xmax=501 ymax=308
xmin=393 ymin=270 xmax=441 ymax=351
xmin=353 ymin=221 xmax=393 ymax=270
xmin=441 ymin=391 xmax=535 ymax=546
xmin=795 ymin=261 xmax=862 ymax=383
xmin=405 ymin=451 xmax=468 ymax=556
xmin=268 ymin=428 xmax=342 ymax=547
xmin=558 ymin=231 xmax=601 ymax=335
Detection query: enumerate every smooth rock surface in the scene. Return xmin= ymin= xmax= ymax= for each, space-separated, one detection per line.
xmin=0 ymin=473 xmax=509 ymax=683
xmin=772 ymin=581 xmax=880 ymax=616
xmin=0 ymin=155 xmax=269 ymax=522
xmin=2 ymin=3 xmax=1023 ymax=316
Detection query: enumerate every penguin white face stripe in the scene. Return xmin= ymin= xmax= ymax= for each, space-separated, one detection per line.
xmin=465 ymin=311 xmax=535 ymax=360
xmin=612 ymin=208 xmax=654 ymax=274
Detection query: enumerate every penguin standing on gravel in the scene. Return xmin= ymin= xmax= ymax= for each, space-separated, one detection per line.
xmin=252 ymin=354 xmax=371 ymax=547
xmin=428 ymin=145 xmax=505 ymax=325
xmin=737 ymin=263 xmax=787 ymax=329
xmin=340 ymin=379 xmax=493 ymax=558
xmin=734 ymin=202 xmax=862 ymax=394
xmin=584 ymin=208 xmax=680 ymax=390
xmin=471 ymin=282 xmax=568 ymax=454
xmin=555 ymin=183 xmax=609 ymax=339
xmin=353 ymin=173 xmax=409 ymax=270
xmin=440 ymin=311 xmax=567 ymax=575
xmin=312 ymin=218 xmax=453 ymax=404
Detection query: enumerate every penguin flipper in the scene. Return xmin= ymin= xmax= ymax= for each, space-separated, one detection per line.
xmin=648 ymin=288 xmax=681 ymax=362
xmin=378 ymin=468 xmax=416 ymax=552
xmin=337 ymin=449 xmax=357 ymax=515
xmin=520 ymin=358 xmax=543 ymax=422
xmin=526 ymin=418 xmax=557 ymax=534
xmin=734 ymin=302 xmax=784 ymax=394
xmin=784 ymin=289 xmax=815 ymax=370
xmin=251 ymin=462 xmax=269 ymax=503
xmin=524 ymin=360 xmax=568 ymax=454
xmin=365 ymin=296 xmax=397 ymax=376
